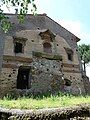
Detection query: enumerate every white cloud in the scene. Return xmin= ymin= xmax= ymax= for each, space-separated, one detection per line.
xmin=58 ymin=19 xmax=90 ymax=45
xmin=59 ymin=20 xmax=82 ymax=38
xmin=81 ymin=32 xmax=90 ymax=41
xmin=34 ymin=0 xmax=50 ymax=14
xmin=86 ymin=63 xmax=90 ymax=81
xmin=1 ymin=0 xmax=49 ymax=14
xmin=1 ymin=3 xmax=16 ymax=13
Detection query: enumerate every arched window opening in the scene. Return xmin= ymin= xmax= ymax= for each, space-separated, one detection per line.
xmin=13 ymin=36 xmax=27 ymax=54
xmin=43 ymin=42 xmax=52 ymax=53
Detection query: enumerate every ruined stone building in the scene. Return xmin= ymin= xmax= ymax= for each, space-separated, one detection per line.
xmin=0 ymin=14 xmax=90 ymax=97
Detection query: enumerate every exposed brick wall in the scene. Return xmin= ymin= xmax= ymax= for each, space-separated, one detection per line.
xmin=0 ymin=56 xmax=85 ymax=96
xmin=0 ymin=15 xmax=86 ymax=96
xmin=0 ymin=58 xmax=63 ymax=96
xmin=0 ymin=68 xmax=18 ymax=96
xmin=0 ymin=31 xmax=6 ymax=75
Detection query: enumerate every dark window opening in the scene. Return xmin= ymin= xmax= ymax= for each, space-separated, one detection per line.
xmin=14 ymin=42 xmax=23 ymax=53
xmin=64 ymin=47 xmax=73 ymax=61
xmin=43 ymin=42 xmax=52 ymax=53
xmin=67 ymin=53 xmax=73 ymax=61
xmin=17 ymin=67 xmax=30 ymax=89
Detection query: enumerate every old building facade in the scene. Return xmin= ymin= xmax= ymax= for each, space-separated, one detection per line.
xmin=0 ymin=14 xmax=89 ymax=97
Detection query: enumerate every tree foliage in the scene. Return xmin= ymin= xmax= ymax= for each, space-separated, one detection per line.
xmin=78 ymin=44 xmax=90 ymax=72
xmin=0 ymin=0 xmax=37 ymax=33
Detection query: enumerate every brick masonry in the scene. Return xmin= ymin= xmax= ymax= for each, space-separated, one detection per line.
xmin=0 ymin=14 xmax=89 ymax=97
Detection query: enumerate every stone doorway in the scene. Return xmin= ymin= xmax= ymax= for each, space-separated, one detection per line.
xmin=17 ymin=66 xmax=31 ymax=89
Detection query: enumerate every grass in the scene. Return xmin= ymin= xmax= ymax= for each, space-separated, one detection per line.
xmin=0 ymin=93 xmax=90 ymax=110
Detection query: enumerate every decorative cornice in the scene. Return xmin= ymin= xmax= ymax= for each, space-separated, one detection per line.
xmin=2 ymin=63 xmax=18 ymax=68
xmin=63 ymin=63 xmax=79 ymax=68
xmin=63 ymin=69 xmax=81 ymax=73
xmin=39 ymin=29 xmax=56 ymax=42
xmin=3 ymin=55 xmax=32 ymax=63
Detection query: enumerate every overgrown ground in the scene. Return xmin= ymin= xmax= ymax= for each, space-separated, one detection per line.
xmin=0 ymin=93 xmax=90 ymax=109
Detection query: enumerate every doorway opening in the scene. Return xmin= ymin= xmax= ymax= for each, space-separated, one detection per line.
xmin=17 ymin=66 xmax=31 ymax=89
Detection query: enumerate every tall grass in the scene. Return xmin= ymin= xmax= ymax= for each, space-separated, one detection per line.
xmin=0 ymin=93 xmax=90 ymax=109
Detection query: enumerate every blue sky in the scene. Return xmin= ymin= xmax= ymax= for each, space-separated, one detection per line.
xmin=1 ymin=0 xmax=90 ymax=78
xmin=34 ymin=0 xmax=90 ymax=45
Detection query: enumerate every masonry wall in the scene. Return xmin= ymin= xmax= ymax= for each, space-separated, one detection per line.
xmin=0 ymin=58 xmax=63 ymax=97
xmin=0 ymin=31 xmax=6 ymax=76
xmin=0 ymin=68 xmax=18 ymax=96
xmin=0 ymin=28 xmax=85 ymax=96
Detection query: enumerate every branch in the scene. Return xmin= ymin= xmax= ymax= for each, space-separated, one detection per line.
xmin=0 ymin=0 xmax=37 ymax=33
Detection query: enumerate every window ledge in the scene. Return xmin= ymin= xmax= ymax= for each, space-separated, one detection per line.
xmin=32 ymin=51 xmax=62 ymax=61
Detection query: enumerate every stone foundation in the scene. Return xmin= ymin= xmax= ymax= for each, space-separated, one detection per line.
xmin=0 ymin=68 xmax=18 ymax=97
xmin=0 ymin=56 xmax=87 ymax=97
xmin=63 ymin=72 xmax=85 ymax=95
xmin=0 ymin=58 xmax=64 ymax=97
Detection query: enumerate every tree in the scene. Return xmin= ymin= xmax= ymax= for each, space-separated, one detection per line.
xmin=0 ymin=0 xmax=37 ymax=75
xmin=78 ymin=44 xmax=90 ymax=73
xmin=0 ymin=0 xmax=37 ymax=33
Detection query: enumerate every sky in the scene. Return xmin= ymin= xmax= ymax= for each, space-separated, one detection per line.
xmin=34 ymin=0 xmax=90 ymax=45
xmin=1 ymin=0 xmax=90 ymax=79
